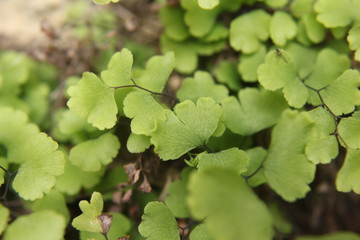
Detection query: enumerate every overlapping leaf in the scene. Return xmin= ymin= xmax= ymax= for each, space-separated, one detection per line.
xmin=100 ymin=48 xmax=133 ymax=87
xmin=160 ymin=6 xmax=189 ymax=41
xmin=123 ymin=91 xmax=167 ymax=136
xmin=67 ymin=72 xmax=118 ymax=130
xmin=31 ymin=190 xmax=70 ymax=222
xmin=222 ymin=88 xmax=288 ymax=135
xmin=136 ymin=52 xmax=175 ymax=93
xmin=314 ymin=0 xmax=354 ymax=28
xmin=238 ymin=45 xmax=266 ymax=82
xmin=321 ymin=70 xmax=360 ymax=115
xmin=0 ymin=204 xmax=9 ymax=235
xmin=187 ymin=168 xmax=273 ymax=240
xmin=138 ymin=201 xmax=180 ymax=240
xmin=302 ymin=13 xmax=326 ymax=44
xmin=12 ymin=133 xmax=64 ymax=201
xmin=338 ymin=111 xmax=360 ymax=149
xmin=215 ymin=60 xmax=241 ymax=90
xmin=56 ymin=153 xmax=104 ymax=196
xmin=69 ymin=133 xmax=120 ymax=172
xmin=336 ymin=149 xmax=360 ymax=194
xmin=72 ymin=192 xmax=104 ymax=233
xmin=258 ymin=49 xmax=308 ymax=108
xmin=270 ymin=11 xmax=297 ymax=46
xmin=4 ymin=210 xmax=66 ymax=240
xmin=230 ymin=9 xmax=271 ymax=53
xmin=0 ymin=107 xmax=39 ymax=164
xmin=347 ymin=26 xmax=360 ymax=62
xmin=126 ymin=133 xmax=151 ymax=153
xmin=189 ymin=224 xmax=214 ymax=240
xmin=263 ymin=110 xmax=316 ymax=201
xmin=243 ymin=147 xmax=267 ymax=187
xmin=164 ymin=168 xmax=192 ymax=218
xmin=305 ymin=107 xmax=338 ymax=164
xmin=150 ymin=97 xmax=222 ymax=160
xmin=198 ymin=0 xmax=219 ymax=9
xmin=176 ymin=71 xmax=228 ymax=102
xmin=195 ymin=148 xmax=248 ymax=174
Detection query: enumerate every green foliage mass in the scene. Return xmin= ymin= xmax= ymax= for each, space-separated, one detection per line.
xmin=2 ymin=0 xmax=360 ymax=239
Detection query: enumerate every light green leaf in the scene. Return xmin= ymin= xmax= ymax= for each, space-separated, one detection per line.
xmin=297 ymin=232 xmax=360 ymax=240
xmin=290 ymin=0 xmax=313 ymax=18
xmin=93 ymin=0 xmax=119 ymax=4
xmin=305 ymin=107 xmax=338 ymax=164
xmin=160 ymin=6 xmax=189 ymax=41
xmin=4 ymin=210 xmax=66 ymax=240
xmin=181 ymin=0 xmax=219 ymax=37
xmin=160 ymin=34 xmax=225 ymax=74
xmin=31 ymin=190 xmax=70 ymax=222
xmin=67 ymin=72 xmax=118 ymax=130
xmin=215 ymin=60 xmax=241 ymax=90
xmin=347 ymin=26 xmax=360 ymax=62
xmin=0 ymin=204 xmax=9 ymax=235
xmin=69 ymin=133 xmax=120 ymax=172
xmin=136 ymin=52 xmax=175 ymax=93
xmin=336 ymin=149 xmax=360 ymax=194
xmin=265 ymin=0 xmax=288 ymax=8
xmin=164 ymin=168 xmax=192 ymax=218
xmin=270 ymin=11 xmax=297 ymax=46
xmin=187 ymin=168 xmax=273 ymax=240
xmin=0 ymin=107 xmax=39 ymax=164
xmin=57 ymin=109 xmax=99 ymax=142
xmin=284 ymin=42 xmax=318 ymax=79
xmin=56 ymin=152 xmax=103 ymax=196
xmin=238 ymin=45 xmax=266 ymax=82
xmin=331 ymin=26 xmax=349 ymax=39
xmin=124 ymin=91 xmax=166 ymax=136
xmin=314 ymin=0 xmax=354 ymax=28
xmin=0 ymin=157 xmax=8 ymax=186
xmin=302 ymin=14 xmax=326 ymax=44
xmin=195 ymin=148 xmax=249 ymax=174
xmin=305 ymin=48 xmax=350 ymax=92
xmin=127 ymin=133 xmax=151 ymax=153
xmin=138 ymin=201 xmax=180 ymax=240
xmin=243 ymin=147 xmax=267 ymax=187
xmin=338 ymin=111 xmax=360 ymax=149
xmin=269 ymin=203 xmax=293 ymax=234
xmin=222 ymin=88 xmax=288 ymax=135
xmin=151 ymin=97 xmax=222 ymax=160
xmin=198 ymin=0 xmax=219 ymax=9
xmin=12 ymin=133 xmax=64 ymax=201
xmin=263 ymin=110 xmax=316 ymax=202
xmin=0 ymin=51 xmax=30 ymax=96
xmin=100 ymin=48 xmax=133 ymax=87
xmin=72 ymin=192 xmax=104 ymax=233
xmin=200 ymin=23 xmax=228 ymax=42
xmin=189 ymin=224 xmax=214 ymax=240
xmin=321 ymin=69 xmax=360 ymax=115
xmin=258 ymin=49 xmax=308 ymax=108
xmin=230 ymin=9 xmax=271 ymax=53
xmin=176 ymin=71 xmax=229 ymax=103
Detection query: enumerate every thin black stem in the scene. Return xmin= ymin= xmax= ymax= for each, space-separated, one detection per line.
xmin=110 ymin=78 xmax=179 ymax=104
xmin=303 ymin=83 xmax=352 ymax=149
xmin=201 ymin=144 xmax=215 ymax=153
xmin=0 ymin=168 xmax=17 ymax=204
xmin=243 ymin=155 xmax=266 ymax=181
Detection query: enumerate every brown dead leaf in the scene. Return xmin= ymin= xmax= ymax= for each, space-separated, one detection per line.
xmin=138 ymin=174 xmax=152 ymax=193
xmin=98 ymin=213 xmax=113 ymax=235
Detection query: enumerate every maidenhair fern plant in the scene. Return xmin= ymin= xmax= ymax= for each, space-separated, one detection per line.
xmin=1 ymin=0 xmax=360 ymax=239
